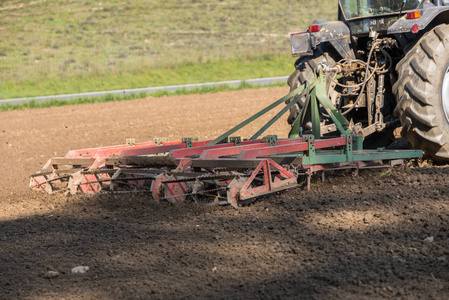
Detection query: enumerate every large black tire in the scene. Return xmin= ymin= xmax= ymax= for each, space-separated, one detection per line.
xmin=286 ymin=44 xmax=339 ymax=124
xmin=393 ymin=24 xmax=449 ymax=162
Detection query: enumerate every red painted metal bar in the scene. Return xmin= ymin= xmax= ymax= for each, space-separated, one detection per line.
xmin=199 ymin=138 xmax=304 ymax=159
xmin=119 ymin=140 xmax=212 ymax=157
xmin=238 ymin=159 xmax=297 ymax=201
xmin=65 ymin=141 xmax=182 ymax=159
xmin=237 ymin=137 xmax=347 ymax=160
xmin=65 ymin=141 xmax=159 ymax=158
xmin=169 ymin=140 xmax=261 ymax=158
xmin=269 ymin=159 xmax=297 ymax=179
xmin=94 ymin=142 xmax=180 ymax=157
xmin=38 ymin=141 xmax=186 ymax=174
xmin=240 ymin=160 xmax=265 ymax=192
xmin=93 ymin=144 xmax=170 ymax=159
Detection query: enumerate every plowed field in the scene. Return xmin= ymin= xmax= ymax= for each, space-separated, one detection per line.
xmin=1 ymin=88 xmax=449 ymax=299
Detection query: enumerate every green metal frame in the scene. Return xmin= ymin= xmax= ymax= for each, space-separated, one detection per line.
xmin=207 ymin=69 xmax=422 ymax=165
xmin=289 ymin=71 xmax=350 ymax=139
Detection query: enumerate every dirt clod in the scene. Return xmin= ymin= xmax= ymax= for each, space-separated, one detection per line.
xmin=71 ymin=266 xmax=89 ymax=274
xmin=43 ymin=271 xmax=60 ymax=279
xmin=424 ymin=236 xmax=434 ymax=243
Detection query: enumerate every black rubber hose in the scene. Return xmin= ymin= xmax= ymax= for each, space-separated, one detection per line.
xmin=342 ymin=41 xmax=381 ymax=116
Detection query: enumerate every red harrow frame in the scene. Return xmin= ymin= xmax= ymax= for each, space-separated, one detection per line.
xmin=30 ymin=72 xmax=422 ymax=207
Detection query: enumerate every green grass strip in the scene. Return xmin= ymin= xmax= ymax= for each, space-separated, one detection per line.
xmin=1 ymin=53 xmax=294 ymax=100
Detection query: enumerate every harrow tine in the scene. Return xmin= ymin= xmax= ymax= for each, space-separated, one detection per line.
xmin=33 ymin=175 xmax=71 ymax=189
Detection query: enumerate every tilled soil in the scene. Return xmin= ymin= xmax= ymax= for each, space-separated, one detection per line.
xmin=1 ymin=88 xmax=449 ymax=299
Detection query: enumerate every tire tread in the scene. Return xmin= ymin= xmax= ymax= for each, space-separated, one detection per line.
xmin=393 ymin=24 xmax=449 ymax=161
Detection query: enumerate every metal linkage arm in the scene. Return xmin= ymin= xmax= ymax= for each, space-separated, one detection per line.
xmin=314 ymin=72 xmax=350 ymax=135
xmin=207 ymin=84 xmax=308 ymax=146
xmin=289 ymin=71 xmax=351 ymax=139
xmin=250 ymin=83 xmax=312 ymax=140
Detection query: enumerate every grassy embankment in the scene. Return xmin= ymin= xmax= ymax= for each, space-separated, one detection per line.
xmin=0 ymin=0 xmax=336 ymax=109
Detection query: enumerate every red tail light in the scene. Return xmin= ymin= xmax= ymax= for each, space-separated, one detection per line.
xmin=406 ymin=11 xmax=421 ymax=19
xmin=308 ymin=25 xmax=320 ymax=33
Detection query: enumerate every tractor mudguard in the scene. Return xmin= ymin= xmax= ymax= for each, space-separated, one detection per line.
xmin=291 ymin=20 xmax=355 ymax=59
xmin=388 ymin=5 xmax=449 ymax=34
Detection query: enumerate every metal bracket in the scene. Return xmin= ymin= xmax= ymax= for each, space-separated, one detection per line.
xmin=303 ymin=135 xmax=316 ymax=162
xmin=345 ymin=135 xmax=353 ymax=162
xmin=262 ymin=135 xmax=278 ymax=147
xmin=182 ymin=137 xmax=198 ymax=148
xmin=153 ymin=138 xmax=168 ymax=146
xmin=230 ymin=137 xmax=242 ymax=146
xmin=353 ymin=135 xmax=363 ymax=151
xmin=126 ymin=138 xmax=136 ymax=146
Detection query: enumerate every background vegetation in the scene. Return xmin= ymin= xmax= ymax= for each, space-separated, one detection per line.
xmin=0 ymin=0 xmax=337 ymax=99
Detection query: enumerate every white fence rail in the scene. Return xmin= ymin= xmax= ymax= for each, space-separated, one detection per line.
xmin=0 ymin=76 xmax=289 ymax=106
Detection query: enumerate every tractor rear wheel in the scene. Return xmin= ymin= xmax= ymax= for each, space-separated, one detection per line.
xmin=286 ymin=44 xmax=339 ymax=124
xmin=393 ymin=24 xmax=449 ymax=162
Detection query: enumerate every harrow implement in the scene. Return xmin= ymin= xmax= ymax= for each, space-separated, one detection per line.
xmin=30 ymin=71 xmax=422 ymax=207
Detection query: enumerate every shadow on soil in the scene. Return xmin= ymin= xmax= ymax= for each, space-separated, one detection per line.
xmin=1 ymin=167 xmax=449 ymax=299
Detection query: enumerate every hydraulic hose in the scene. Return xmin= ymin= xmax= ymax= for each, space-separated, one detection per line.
xmin=341 ymin=41 xmax=382 ymax=116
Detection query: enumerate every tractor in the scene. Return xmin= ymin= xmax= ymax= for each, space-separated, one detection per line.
xmin=287 ymin=0 xmax=449 ymax=162
xmin=32 ymin=0 xmax=449 ymax=206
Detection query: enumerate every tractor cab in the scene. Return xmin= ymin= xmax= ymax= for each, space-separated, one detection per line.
xmin=290 ymin=0 xmax=449 ymax=58
xmin=339 ymin=0 xmax=422 ymax=19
